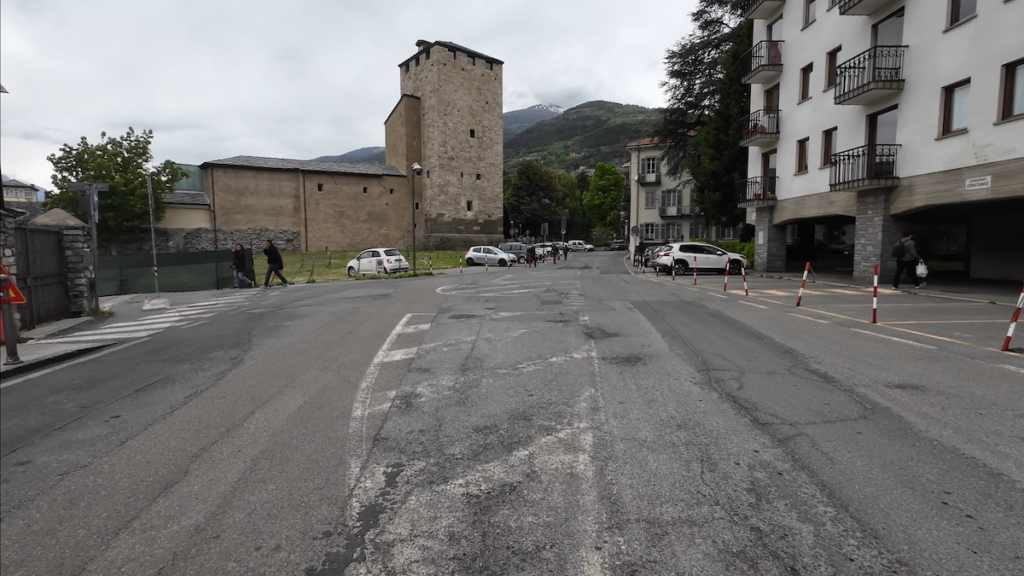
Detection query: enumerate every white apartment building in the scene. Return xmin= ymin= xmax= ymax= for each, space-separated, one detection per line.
xmin=626 ymin=138 xmax=740 ymax=254
xmin=740 ymin=0 xmax=1023 ymax=281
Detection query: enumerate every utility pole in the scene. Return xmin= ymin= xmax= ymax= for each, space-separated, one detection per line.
xmin=146 ymin=174 xmax=159 ymax=293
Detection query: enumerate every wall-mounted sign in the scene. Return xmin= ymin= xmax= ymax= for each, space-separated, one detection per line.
xmin=757 ymin=231 xmax=765 ymax=244
xmin=965 ymin=176 xmax=991 ymax=191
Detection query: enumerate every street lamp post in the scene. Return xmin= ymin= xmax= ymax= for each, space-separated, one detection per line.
xmin=411 ymin=163 xmax=423 ymax=274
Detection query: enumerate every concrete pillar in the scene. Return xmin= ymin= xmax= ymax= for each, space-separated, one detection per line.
xmin=62 ymin=225 xmax=95 ymax=316
xmin=853 ymin=189 xmax=903 ymax=283
xmin=753 ymin=206 xmax=785 ymax=272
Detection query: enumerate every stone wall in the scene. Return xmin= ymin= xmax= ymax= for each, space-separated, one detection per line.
xmin=61 ymin=225 xmax=95 ymax=316
xmin=854 ymin=189 xmax=903 ymax=283
xmin=0 ymin=209 xmax=21 ymax=330
xmin=753 ymin=206 xmax=786 ymax=273
xmin=184 ymin=227 xmax=301 ymax=252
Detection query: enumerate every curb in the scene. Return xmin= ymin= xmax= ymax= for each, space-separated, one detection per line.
xmin=752 ymin=272 xmax=1014 ymax=306
xmin=0 ymin=343 xmax=112 ymax=379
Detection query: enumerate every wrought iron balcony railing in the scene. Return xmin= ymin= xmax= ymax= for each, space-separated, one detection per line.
xmin=736 ymin=177 xmax=778 ymax=208
xmin=837 ymin=0 xmax=897 ymax=16
xmin=745 ymin=0 xmax=786 ymax=19
xmin=834 ymin=46 xmax=907 ymax=105
xmin=829 ymin=144 xmax=901 ymax=191
xmin=741 ymin=41 xmax=784 ymax=84
xmin=739 ymin=109 xmax=780 ymax=146
xmin=658 ymin=205 xmax=696 ymax=218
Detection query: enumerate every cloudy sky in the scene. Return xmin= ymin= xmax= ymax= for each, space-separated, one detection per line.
xmin=1 ymin=0 xmax=697 ymax=189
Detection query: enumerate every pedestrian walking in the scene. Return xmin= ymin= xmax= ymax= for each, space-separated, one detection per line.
xmin=551 ymin=243 xmax=559 ymax=262
xmin=262 ymin=240 xmax=290 ymax=287
xmin=891 ymin=231 xmax=926 ymax=290
xmin=231 ymin=244 xmax=254 ymax=288
xmin=526 ymin=244 xmax=537 ymax=267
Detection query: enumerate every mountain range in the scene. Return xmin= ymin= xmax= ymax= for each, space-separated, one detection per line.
xmin=315 ymin=101 xmax=658 ymax=172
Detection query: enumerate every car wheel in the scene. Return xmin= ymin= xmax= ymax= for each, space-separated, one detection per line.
xmin=347 ymin=266 xmax=357 ymax=277
xmin=674 ymin=260 xmax=689 ymax=275
xmin=728 ymin=261 xmax=743 ymax=275
xmin=518 ymin=256 xmax=525 ymax=264
xmin=465 ymin=258 xmax=475 ymax=266
xmin=498 ymin=259 xmax=507 ymax=267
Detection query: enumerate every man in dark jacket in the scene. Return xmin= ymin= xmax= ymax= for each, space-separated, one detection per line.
xmin=892 ymin=231 xmax=925 ymax=290
xmin=262 ymin=240 xmax=290 ymax=287
xmin=231 ymin=244 xmax=254 ymax=288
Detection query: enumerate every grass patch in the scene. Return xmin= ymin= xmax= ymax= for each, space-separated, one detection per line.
xmin=251 ymin=250 xmax=464 ymax=285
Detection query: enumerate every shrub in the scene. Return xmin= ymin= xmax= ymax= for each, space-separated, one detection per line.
xmin=695 ymin=239 xmax=755 ymax=266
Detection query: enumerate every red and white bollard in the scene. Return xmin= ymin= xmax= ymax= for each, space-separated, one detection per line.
xmin=672 ymin=259 xmax=676 ymax=281
xmin=795 ymin=262 xmax=810 ymax=307
xmin=741 ymin=262 xmax=749 ymax=296
xmin=460 ymin=256 xmax=463 ymax=273
xmin=1001 ymin=283 xmax=1024 ymax=351
xmin=485 ymin=259 xmax=489 ymax=272
xmin=693 ymin=256 xmax=698 ymax=285
xmin=429 ymin=258 xmax=433 ymax=274
xmin=723 ymin=258 xmax=730 ymax=291
xmin=872 ymin=265 xmax=879 ymax=324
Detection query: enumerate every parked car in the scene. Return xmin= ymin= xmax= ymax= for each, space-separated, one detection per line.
xmin=347 ymin=248 xmax=410 ymax=276
xmin=644 ymin=245 xmax=669 ymax=269
xmin=817 ymin=239 xmax=853 ymax=256
xmin=610 ymin=239 xmax=629 ymax=251
xmin=498 ymin=242 xmax=529 ymax=264
xmin=655 ymin=242 xmax=748 ymax=274
xmin=533 ymin=243 xmax=553 ymax=257
xmin=566 ymin=240 xmax=595 ymax=252
xmin=465 ymin=246 xmax=516 ymax=267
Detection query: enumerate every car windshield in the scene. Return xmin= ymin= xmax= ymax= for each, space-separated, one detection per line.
xmin=384 ymin=249 xmax=401 ymax=257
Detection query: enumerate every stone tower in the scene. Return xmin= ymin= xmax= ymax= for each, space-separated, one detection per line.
xmin=384 ymin=40 xmax=504 ymax=249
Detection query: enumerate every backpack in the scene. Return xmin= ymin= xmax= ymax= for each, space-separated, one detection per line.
xmin=891 ymin=240 xmax=906 ymax=259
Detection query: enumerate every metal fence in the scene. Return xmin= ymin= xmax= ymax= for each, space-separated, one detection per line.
xmin=14 ymin=226 xmax=68 ymax=330
xmin=835 ymin=46 xmax=908 ymax=102
xmin=98 ymin=249 xmax=251 ymax=296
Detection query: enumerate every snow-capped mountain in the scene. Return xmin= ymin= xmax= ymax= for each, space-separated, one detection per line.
xmin=503 ymin=104 xmax=566 ymax=139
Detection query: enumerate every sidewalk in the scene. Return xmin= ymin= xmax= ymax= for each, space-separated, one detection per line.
xmin=1 ymin=340 xmax=110 ymax=379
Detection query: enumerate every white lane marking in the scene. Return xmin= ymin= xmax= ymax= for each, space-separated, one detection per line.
xmin=384 ymin=347 xmax=419 ymax=362
xmin=348 ymin=313 xmax=435 ymax=490
xmin=103 ymin=313 xmax=216 ymax=328
xmin=850 ymin=328 xmax=937 ymax=349
xmin=48 ymin=331 xmax=164 ymax=342
xmin=740 ymin=301 xmax=769 ymax=309
xmin=142 ymin=299 xmax=170 ymax=310
xmin=708 ymin=293 xmax=728 ymax=299
xmin=68 ymin=321 xmax=183 ymax=336
xmin=789 ymin=313 xmax=830 ymax=324
xmin=399 ymin=323 xmax=430 ymax=334
xmin=998 ymin=364 xmax=1024 ymax=375
xmin=176 ymin=320 xmax=209 ymax=329
xmin=0 ymin=339 xmax=151 ymax=389
xmin=141 ymin=309 xmax=221 ymax=320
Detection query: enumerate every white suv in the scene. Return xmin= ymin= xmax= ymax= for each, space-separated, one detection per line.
xmin=566 ymin=240 xmax=594 ymax=252
xmin=655 ymin=242 xmax=748 ymax=275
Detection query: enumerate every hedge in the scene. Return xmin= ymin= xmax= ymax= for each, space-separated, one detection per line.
xmin=693 ymin=239 xmax=755 ymax=266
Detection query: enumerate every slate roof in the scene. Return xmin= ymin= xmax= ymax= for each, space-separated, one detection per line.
xmin=201 ymin=156 xmax=405 ymax=177
xmin=403 ymin=40 xmax=504 ymax=67
xmin=2 ymin=178 xmax=36 ymax=189
xmin=164 ymin=191 xmax=210 ymax=206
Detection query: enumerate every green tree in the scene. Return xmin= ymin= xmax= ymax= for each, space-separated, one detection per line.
xmin=656 ymin=0 xmax=747 ymax=176
xmin=685 ymin=20 xmax=751 ymax=227
xmin=44 ymin=127 xmax=186 ymax=245
xmin=554 ymin=171 xmax=589 ymax=239
xmin=503 ymin=160 xmax=561 ymax=237
xmin=583 ymin=162 xmax=625 ymax=233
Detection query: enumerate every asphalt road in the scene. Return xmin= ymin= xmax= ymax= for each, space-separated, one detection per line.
xmin=1 ymin=252 xmax=1021 ymax=575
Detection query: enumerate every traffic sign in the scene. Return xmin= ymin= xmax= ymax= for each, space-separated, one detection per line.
xmin=561 ymin=229 xmax=566 ymax=235
xmin=0 ymin=264 xmax=27 ymax=304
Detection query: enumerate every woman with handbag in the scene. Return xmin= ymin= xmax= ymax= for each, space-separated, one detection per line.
xmin=891 ymin=231 xmax=926 ymax=290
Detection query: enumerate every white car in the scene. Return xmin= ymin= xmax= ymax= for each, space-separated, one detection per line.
xmin=465 ymin=246 xmax=516 ymax=267
xmin=566 ymin=240 xmax=594 ymax=252
xmin=347 ymin=248 xmax=410 ymax=276
xmin=655 ymin=242 xmax=748 ymax=275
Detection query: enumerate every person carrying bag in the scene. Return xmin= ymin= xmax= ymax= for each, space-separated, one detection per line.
xmin=891 ymin=231 xmax=926 ymax=290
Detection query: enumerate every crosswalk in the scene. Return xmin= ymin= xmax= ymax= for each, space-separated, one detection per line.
xmin=43 ymin=292 xmax=262 ymax=344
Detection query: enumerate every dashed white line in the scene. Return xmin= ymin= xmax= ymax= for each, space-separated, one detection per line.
xmin=740 ymin=301 xmax=769 ymax=309
xmin=789 ymin=313 xmax=830 ymax=324
xmin=708 ymin=293 xmax=728 ymax=299
xmin=850 ymin=328 xmax=937 ymax=349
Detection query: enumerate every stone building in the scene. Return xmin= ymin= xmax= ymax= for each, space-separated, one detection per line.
xmin=187 ymin=40 xmax=504 ymax=252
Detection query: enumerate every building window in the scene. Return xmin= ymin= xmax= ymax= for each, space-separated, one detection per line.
xmin=476 ymin=174 xmax=481 ymax=180
xmin=941 ymin=79 xmax=971 ymax=135
xmin=800 ymin=63 xmax=813 ymax=102
xmin=665 ymin=222 xmax=682 ymax=240
xmin=467 ymin=201 xmax=473 ymax=211
xmin=484 ymin=61 xmax=493 ymax=71
xmin=644 ymin=188 xmax=658 ymax=209
xmin=317 ymin=183 xmax=323 ymax=192
xmin=641 ymin=157 xmax=659 ymax=174
xmin=467 ymin=56 xmax=476 ymax=66
xmin=447 ymin=49 xmax=456 ymax=60
xmin=389 ymin=188 xmax=394 ymax=195
xmin=1000 ymin=58 xmax=1024 ymax=121
xmin=804 ymin=0 xmax=817 ymax=27
xmin=403 ymin=63 xmax=410 ymax=74
xmin=470 ymin=129 xmax=476 ymax=138
xmin=642 ymin=223 xmax=665 ymax=241
xmin=821 ymin=127 xmax=837 ymax=167
xmin=796 ymin=137 xmax=809 ymax=174
xmin=415 ymin=56 xmax=420 ymax=67
xmin=425 ymin=49 xmax=430 ymax=60
xmin=662 ymin=188 xmax=681 ymax=208
xmin=415 ymin=201 xmax=420 ymax=210
xmin=949 ymin=0 xmax=977 ymax=27
xmin=363 ymin=187 xmax=368 ymax=194
xmin=825 ymin=46 xmax=841 ymax=89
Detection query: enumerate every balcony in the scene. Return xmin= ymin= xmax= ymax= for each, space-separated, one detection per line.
xmin=739 ymin=109 xmax=780 ymax=147
xmin=834 ymin=46 xmax=907 ymax=105
xmin=658 ymin=205 xmax=696 ymax=218
xmin=639 ymin=172 xmax=661 ymax=185
xmin=736 ymin=177 xmax=778 ymax=208
xmin=837 ymin=0 xmax=897 ymax=16
xmin=830 ymin=144 xmax=900 ymax=191
xmin=741 ymin=41 xmax=783 ymax=85
xmin=745 ymin=0 xmax=786 ymax=19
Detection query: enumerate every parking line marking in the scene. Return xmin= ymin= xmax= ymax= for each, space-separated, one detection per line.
xmin=399 ymin=323 xmax=431 ymax=333
xmin=880 ymin=320 xmax=1006 ymax=324
xmin=740 ymin=301 xmax=768 ymax=309
xmin=708 ymin=293 xmax=728 ymax=299
xmin=998 ymin=364 xmax=1024 ymax=375
xmin=384 ymin=347 xmax=419 ymax=362
xmin=850 ymin=329 xmax=937 ymax=349
xmin=789 ymin=313 xmax=829 ymax=324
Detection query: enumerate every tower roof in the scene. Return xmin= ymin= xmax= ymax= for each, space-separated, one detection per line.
xmin=401 ymin=40 xmax=504 ymax=68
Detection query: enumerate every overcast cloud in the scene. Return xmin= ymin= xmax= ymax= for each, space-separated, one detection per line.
xmin=0 ymin=0 xmax=697 ymax=189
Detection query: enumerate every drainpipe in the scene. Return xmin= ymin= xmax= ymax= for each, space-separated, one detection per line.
xmin=300 ymin=170 xmax=309 ymax=251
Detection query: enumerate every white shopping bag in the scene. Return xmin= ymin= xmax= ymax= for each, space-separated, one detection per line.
xmin=916 ymin=262 xmax=929 ymax=278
